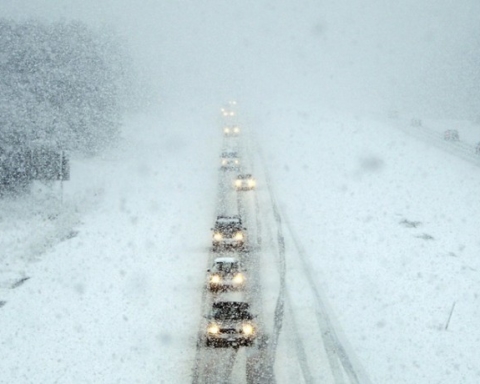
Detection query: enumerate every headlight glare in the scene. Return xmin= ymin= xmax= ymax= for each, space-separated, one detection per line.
xmin=242 ymin=323 xmax=254 ymax=335
xmin=233 ymin=273 xmax=244 ymax=284
xmin=234 ymin=232 xmax=244 ymax=241
xmin=213 ymin=233 xmax=223 ymax=241
xmin=210 ymin=275 xmax=221 ymax=284
xmin=208 ymin=323 xmax=219 ymax=334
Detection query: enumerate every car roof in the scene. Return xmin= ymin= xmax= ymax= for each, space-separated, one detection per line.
xmin=237 ymin=174 xmax=252 ymax=179
xmin=214 ymin=257 xmax=238 ymax=263
xmin=216 ymin=215 xmax=241 ymax=222
xmin=220 ymin=152 xmax=238 ymax=157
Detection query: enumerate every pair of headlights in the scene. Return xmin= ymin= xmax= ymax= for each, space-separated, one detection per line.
xmin=207 ymin=323 xmax=254 ymax=336
xmin=224 ymin=127 xmax=240 ymax=134
xmin=222 ymin=159 xmax=239 ymax=165
xmin=235 ymin=179 xmax=256 ymax=188
xmin=210 ymin=273 xmax=244 ymax=285
xmin=213 ymin=232 xmax=244 ymax=241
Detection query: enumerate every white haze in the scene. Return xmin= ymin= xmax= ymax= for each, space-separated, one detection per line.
xmin=2 ymin=0 xmax=480 ymax=119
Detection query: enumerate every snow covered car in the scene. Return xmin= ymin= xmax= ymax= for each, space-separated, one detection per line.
xmin=207 ymin=257 xmax=246 ymax=292
xmin=444 ymin=130 xmax=459 ymax=141
xmin=204 ymin=301 xmax=257 ymax=348
xmin=234 ymin=174 xmax=256 ymax=191
xmin=211 ymin=215 xmax=246 ymax=250
xmin=220 ymin=151 xmax=240 ymax=170
xmin=223 ymin=125 xmax=240 ymax=137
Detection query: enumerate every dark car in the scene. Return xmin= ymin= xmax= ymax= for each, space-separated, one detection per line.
xmin=234 ymin=174 xmax=256 ymax=191
xmin=211 ymin=215 xmax=246 ymax=251
xmin=220 ymin=151 xmax=240 ymax=170
xmin=204 ymin=301 xmax=257 ymax=348
xmin=207 ymin=257 xmax=246 ymax=292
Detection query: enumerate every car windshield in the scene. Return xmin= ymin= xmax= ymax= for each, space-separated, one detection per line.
xmin=216 ymin=217 xmax=241 ymax=227
xmin=221 ymin=152 xmax=237 ymax=158
xmin=215 ymin=262 xmax=239 ymax=273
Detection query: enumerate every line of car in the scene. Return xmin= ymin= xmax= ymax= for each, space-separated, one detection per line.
xmin=200 ymin=102 xmax=260 ymax=349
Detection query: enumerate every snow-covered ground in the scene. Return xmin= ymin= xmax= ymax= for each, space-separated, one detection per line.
xmin=257 ymin=108 xmax=480 ymax=383
xmin=1 ymin=107 xmax=480 ymax=383
xmin=0 ymin=110 xmax=221 ymax=383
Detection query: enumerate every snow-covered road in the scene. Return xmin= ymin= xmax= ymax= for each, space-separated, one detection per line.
xmin=1 ymin=108 xmax=479 ymax=383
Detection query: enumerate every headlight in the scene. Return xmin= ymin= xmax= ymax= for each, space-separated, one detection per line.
xmin=207 ymin=323 xmax=219 ymax=334
xmin=222 ymin=159 xmax=227 ymax=165
xmin=210 ymin=275 xmax=221 ymax=284
xmin=213 ymin=233 xmax=223 ymax=241
xmin=234 ymin=160 xmax=239 ymax=164
xmin=235 ymin=180 xmax=242 ymax=187
xmin=234 ymin=232 xmax=244 ymax=241
xmin=242 ymin=324 xmax=254 ymax=335
xmin=247 ymin=180 xmax=256 ymax=187
xmin=232 ymin=273 xmax=244 ymax=284
xmin=230 ymin=112 xmax=235 ymax=116
xmin=233 ymin=127 xmax=240 ymax=133
xmin=224 ymin=127 xmax=230 ymax=133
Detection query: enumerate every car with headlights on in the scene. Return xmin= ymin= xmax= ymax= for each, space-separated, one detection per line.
xmin=223 ymin=125 xmax=240 ymax=137
xmin=234 ymin=174 xmax=256 ymax=191
xmin=444 ymin=129 xmax=459 ymax=141
xmin=220 ymin=151 xmax=240 ymax=170
xmin=220 ymin=101 xmax=238 ymax=119
xmin=212 ymin=215 xmax=246 ymax=251
xmin=204 ymin=301 xmax=257 ymax=348
xmin=207 ymin=257 xmax=246 ymax=292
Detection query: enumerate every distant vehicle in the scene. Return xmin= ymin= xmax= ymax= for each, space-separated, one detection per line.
xmin=220 ymin=101 xmax=238 ymax=118
xmin=410 ymin=118 xmax=422 ymax=127
xmin=476 ymin=142 xmax=480 ymax=155
xmin=207 ymin=257 xmax=246 ymax=292
xmin=212 ymin=215 xmax=246 ymax=251
xmin=220 ymin=151 xmax=240 ymax=170
xmin=444 ymin=130 xmax=459 ymax=141
xmin=235 ymin=174 xmax=256 ymax=191
xmin=223 ymin=125 xmax=240 ymax=137
xmin=204 ymin=301 xmax=257 ymax=348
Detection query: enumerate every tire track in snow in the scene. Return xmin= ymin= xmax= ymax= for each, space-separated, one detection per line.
xmin=254 ymin=145 xmax=316 ymax=384
xmin=257 ymin=142 xmax=369 ymax=384
xmin=282 ymin=213 xmax=371 ymax=384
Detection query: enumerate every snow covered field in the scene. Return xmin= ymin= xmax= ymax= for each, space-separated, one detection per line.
xmin=257 ymin=108 xmax=480 ymax=383
xmin=0 ymin=110 xmax=221 ymax=383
